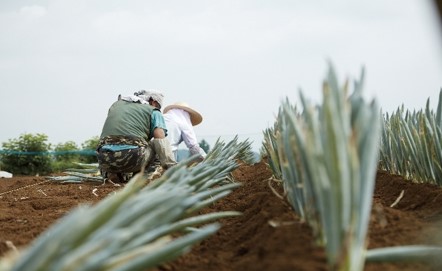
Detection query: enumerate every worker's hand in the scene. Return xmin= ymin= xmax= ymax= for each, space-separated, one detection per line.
xmin=152 ymin=127 xmax=166 ymax=139
xmin=151 ymin=138 xmax=176 ymax=168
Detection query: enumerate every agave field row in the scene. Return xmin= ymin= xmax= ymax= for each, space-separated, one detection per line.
xmin=379 ymin=91 xmax=442 ymax=185
xmin=262 ymin=65 xmax=442 ymax=270
xmin=0 ymin=137 xmax=255 ymax=271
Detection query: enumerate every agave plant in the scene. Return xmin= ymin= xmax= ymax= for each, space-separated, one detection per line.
xmin=262 ymin=124 xmax=282 ymax=180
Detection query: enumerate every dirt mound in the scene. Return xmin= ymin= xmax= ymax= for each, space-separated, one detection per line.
xmin=1 ymin=161 xmax=442 ymax=270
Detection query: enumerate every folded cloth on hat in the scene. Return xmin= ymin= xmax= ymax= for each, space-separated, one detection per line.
xmin=120 ymin=90 xmax=164 ymax=107
xmin=120 ymin=95 xmax=149 ymax=104
xmin=136 ymin=89 xmax=164 ymax=108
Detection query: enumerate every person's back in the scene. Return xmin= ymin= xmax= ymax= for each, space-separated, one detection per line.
xmin=163 ymin=109 xmax=186 ymax=153
xmin=163 ymin=102 xmax=206 ymax=161
xmin=101 ymin=100 xmax=153 ymax=141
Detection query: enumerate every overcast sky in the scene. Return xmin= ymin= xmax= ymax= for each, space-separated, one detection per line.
xmin=1 ymin=0 xmax=441 ymax=152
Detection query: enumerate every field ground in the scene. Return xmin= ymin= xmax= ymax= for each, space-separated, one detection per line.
xmin=1 ymin=160 xmax=442 ymax=270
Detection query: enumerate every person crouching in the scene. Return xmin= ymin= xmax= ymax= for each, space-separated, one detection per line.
xmin=96 ymin=90 xmax=176 ymax=182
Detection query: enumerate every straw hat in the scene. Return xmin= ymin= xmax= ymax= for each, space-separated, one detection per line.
xmin=163 ymin=102 xmax=203 ymax=126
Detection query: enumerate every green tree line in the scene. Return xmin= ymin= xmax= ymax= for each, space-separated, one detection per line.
xmin=0 ymin=133 xmax=99 ymax=175
xmin=0 ymin=133 xmax=210 ymax=176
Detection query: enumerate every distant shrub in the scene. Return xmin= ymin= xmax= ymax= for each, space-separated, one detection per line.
xmin=80 ymin=136 xmax=99 ymax=163
xmin=54 ymin=141 xmax=80 ymax=162
xmin=0 ymin=133 xmax=52 ymax=175
xmin=52 ymin=141 xmax=80 ymax=172
xmin=199 ymin=139 xmax=210 ymax=153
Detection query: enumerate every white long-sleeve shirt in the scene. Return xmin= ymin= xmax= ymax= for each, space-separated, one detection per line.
xmin=163 ymin=108 xmax=206 ymax=160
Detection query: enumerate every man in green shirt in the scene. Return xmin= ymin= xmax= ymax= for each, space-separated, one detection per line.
xmin=97 ymin=90 xmax=176 ymax=182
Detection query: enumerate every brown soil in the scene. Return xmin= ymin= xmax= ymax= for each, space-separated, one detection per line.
xmin=1 ymin=161 xmax=442 ymax=270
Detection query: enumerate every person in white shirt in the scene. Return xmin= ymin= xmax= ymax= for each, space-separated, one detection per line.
xmin=163 ymin=102 xmax=207 ymax=162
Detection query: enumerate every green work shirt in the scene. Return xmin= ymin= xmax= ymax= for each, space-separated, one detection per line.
xmin=100 ymin=100 xmax=167 ymax=142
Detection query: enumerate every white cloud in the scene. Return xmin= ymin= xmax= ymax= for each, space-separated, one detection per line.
xmin=19 ymin=5 xmax=47 ymax=19
xmin=93 ymin=10 xmax=141 ymax=37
